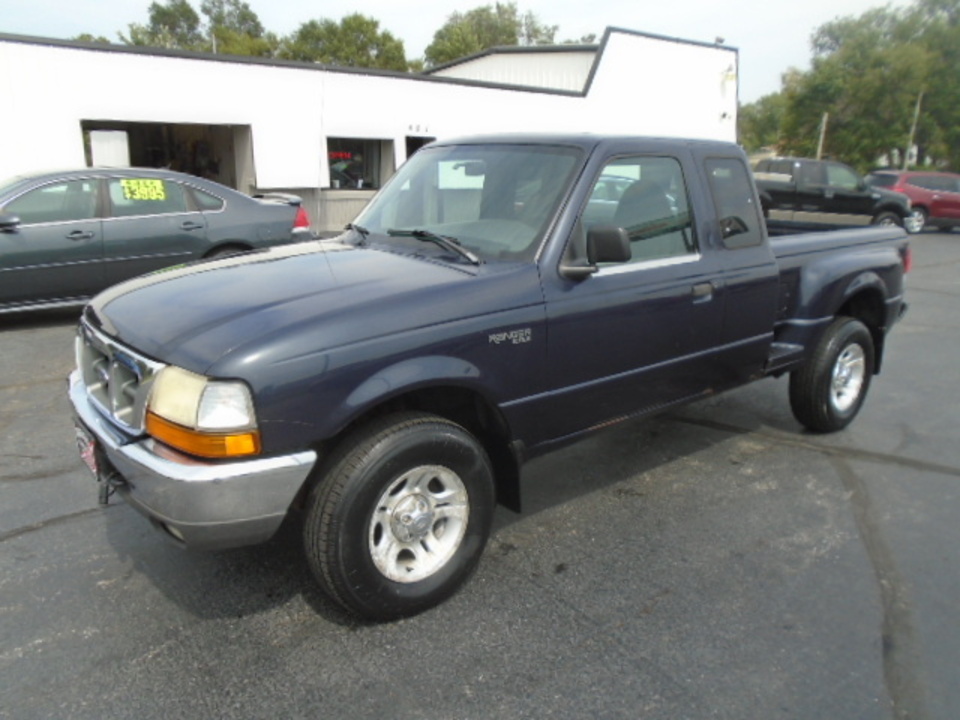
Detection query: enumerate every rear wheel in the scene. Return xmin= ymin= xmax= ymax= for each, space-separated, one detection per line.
xmin=303 ymin=412 xmax=495 ymax=620
xmin=789 ymin=317 xmax=875 ymax=433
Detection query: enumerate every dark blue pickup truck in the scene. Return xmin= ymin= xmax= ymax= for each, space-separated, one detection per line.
xmin=69 ymin=134 xmax=910 ymax=620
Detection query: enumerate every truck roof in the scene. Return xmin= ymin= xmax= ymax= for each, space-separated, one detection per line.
xmin=427 ymin=133 xmax=742 ymax=154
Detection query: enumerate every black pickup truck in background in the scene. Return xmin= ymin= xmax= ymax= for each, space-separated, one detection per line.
xmin=754 ymin=156 xmax=923 ymax=234
xmin=69 ymin=135 xmax=911 ymax=620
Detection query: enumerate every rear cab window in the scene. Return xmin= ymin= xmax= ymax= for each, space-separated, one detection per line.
xmin=705 ymin=157 xmax=764 ymax=249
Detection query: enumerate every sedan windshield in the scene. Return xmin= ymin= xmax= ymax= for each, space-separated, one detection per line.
xmin=353 ymin=144 xmax=583 ymax=263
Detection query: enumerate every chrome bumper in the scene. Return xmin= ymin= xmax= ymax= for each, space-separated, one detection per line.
xmin=69 ymin=370 xmax=317 ymax=550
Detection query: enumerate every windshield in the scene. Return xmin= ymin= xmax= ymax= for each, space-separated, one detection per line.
xmin=354 ymin=143 xmax=583 ymax=262
xmin=0 ymin=175 xmax=30 ymax=200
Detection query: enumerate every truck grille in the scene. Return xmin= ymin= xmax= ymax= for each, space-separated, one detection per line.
xmin=76 ymin=321 xmax=165 ymax=433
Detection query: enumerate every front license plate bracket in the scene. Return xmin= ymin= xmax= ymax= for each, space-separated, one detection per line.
xmin=74 ymin=422 xmax=123 ymax=505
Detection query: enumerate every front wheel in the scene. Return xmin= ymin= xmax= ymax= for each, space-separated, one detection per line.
xmin=789 ymin=317 xmax=875 ymax=433
xmin=303 ymin=412 xmax=495 ymax=620
xmin=906 ymin=207 xmax=928 ymax=233
xmin=872 ymin=211 xmax=903 ymax=228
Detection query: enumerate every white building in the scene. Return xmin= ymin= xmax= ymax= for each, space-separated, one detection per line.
xmin=0 ymin=28 xmax=738 ymax=232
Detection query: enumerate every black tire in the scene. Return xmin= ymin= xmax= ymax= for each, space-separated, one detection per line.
xmin=789 ymin=317 xmax=875 ymax=433
xmin=303 ymin=412 xmax=495 ymax=620
xmin=872 ymin=211 xmax=903 ymax=228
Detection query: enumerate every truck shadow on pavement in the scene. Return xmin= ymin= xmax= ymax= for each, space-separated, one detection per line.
xmin=99 ymin=385 xmax=798 ymax=627
xmin=0 ymin=308 xmax=82 ymax=331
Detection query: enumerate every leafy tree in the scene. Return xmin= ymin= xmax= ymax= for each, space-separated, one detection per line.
xmin=738 ymin=91 xmax=786 ymax=153
xmin=121 ymin=0 xmax=205 ymax=50
xmin=118 ymin=0 xmax=276 ymax=55
xmin=74 ymin=34 xmax=112 ymax=45
xmin=200 ymin=0 xmax=263 ymax=37
xmin=278 ymin=14 xmax=408 ymax=71
xmin=563 ymin=33 xmax=598 ymax=44
xmin=424 ymin=2 xmax=557 ymax=67
xmin=775 ymin=0 xmax=960 ymax=170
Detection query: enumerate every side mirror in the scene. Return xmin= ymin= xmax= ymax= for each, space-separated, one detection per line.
xmin=559 ymin=225 xmax=632 ymax=280
xmin=0 ymin=213 xmax=21 ymax=232
xmin=587 ymin=225 xmax=631 ymax=264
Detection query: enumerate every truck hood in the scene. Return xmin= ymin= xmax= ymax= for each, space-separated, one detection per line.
xmin=86 ymin=240 xmax=544 ymax=374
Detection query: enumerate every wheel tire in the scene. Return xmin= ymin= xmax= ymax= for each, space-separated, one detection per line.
xmin=908 ymin=207 xmax=928 ymax=233
xmin=872 ymin=211 xmax=903 ymax=228
xmin=789 ymin=317 xmax=875 ymax=433
xmin=303 ymin=412 xmax=495 ymax=621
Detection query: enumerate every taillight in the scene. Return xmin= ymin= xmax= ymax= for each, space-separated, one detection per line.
xmin=294 ymin=206 xmax=310 ymax=228
xmin=902 ymin=245 xmax=912 ymax=274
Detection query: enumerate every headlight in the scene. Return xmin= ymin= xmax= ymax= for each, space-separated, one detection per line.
xmin=146 ymin=366 xmax=261 ymax=458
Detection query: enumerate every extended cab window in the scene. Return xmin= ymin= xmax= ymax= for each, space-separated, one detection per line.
xmin=826 ymin=163 xmax=861 ymax=190
xmin=576 ymin=155 xmax=697 ymax=267
xmin=108 ymin=178 xmax=188 ymax=218
xmin=705 ymin=158 xmax=764 ymax=249
xmin=3 ymin=179 xmax=98 ymax=225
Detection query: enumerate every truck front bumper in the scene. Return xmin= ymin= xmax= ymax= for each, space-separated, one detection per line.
xmin=69 ymin=370 xmax=317 ymax=551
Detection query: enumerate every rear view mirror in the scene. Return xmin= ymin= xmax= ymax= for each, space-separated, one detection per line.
xmin=452 ymin=161 xmax=486 ymax=177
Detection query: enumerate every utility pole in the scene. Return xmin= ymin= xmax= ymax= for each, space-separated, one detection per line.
xmin=816 ymin=112 xmax=829 ymax=160
xmin=903 ymin=91 xmax=923 ymax=170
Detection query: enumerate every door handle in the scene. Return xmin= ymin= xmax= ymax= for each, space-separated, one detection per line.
xmin=66 ymin=230 xmax=95 ymax=241
xmin=692 ymin=282 xmax=714 ymax=302
xmin=181 ymin=221 xmax=204 ymax=231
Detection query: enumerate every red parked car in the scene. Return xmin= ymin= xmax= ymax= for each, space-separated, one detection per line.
xmin=866 ymin=170 xmax=960 ymax=232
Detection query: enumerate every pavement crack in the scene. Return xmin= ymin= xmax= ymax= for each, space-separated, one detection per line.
xmin=830 ymin=456 xmax=928 ymax=720
xmin=670 ymin=415 xmax=960 ymax=479
xmin=0 ymin=507 xmax=105 ymax=543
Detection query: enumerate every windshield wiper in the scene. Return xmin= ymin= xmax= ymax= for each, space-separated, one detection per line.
xmin=387 ymin=228 xmax=481 ymax=265
xmin=344 ymin=222 xmax=370 ymax=246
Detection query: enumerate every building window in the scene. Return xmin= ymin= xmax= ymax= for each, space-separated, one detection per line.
xmin=327 ymin=138 xmax=389 ymax=190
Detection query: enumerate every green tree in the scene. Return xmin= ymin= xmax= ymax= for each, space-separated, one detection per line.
xmin=424 ymin=2 xmax=557 ymax=67
xmin=74 ymin=34 xmax=112 ymax=45
xmin=278 ymin=14 xmax=408 ymax=71
xmin=117 ymin=0 xmax=276 ymax=55
xmin=121 ymin=0 xmax=205 ymax=50
xmin=776 ymin=0 xmax=960 ymax=170
xmin=738 ymin=91 xmax=786 ymax=153
xmin=905 ymin=0 xmax=960 ymax=168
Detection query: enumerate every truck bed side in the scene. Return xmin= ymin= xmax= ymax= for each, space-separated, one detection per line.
xmin=767 ymin=225 xmax=909 ymax=374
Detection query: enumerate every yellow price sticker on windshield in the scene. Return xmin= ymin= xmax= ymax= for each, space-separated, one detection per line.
xmin=121 ymin=179 xmax=167 ymax=201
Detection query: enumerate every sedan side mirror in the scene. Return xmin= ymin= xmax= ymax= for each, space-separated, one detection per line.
xmin=0 ymin=213 xmax=21 ymax=232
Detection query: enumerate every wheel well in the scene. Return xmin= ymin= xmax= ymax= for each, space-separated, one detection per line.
xmin=204 ymin=242 xmax=252 ymax=258
xmin=322 ymin=386 xmax=522 ymax=512
xmin=837 ymin=289 xmax=887 ymax=371
xmin=874 ymin=205 xmax=905 ymax=219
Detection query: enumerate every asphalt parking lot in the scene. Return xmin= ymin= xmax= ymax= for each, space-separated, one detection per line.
xmin=2 ymin=231 xmax=958 ymax=720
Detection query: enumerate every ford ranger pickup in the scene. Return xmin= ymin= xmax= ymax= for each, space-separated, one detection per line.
xmin=69 ymin=134 xmax=910 ymax=620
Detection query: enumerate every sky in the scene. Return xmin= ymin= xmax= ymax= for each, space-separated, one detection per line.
xmin=0 ymin=0 xmax=912 ymax=103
